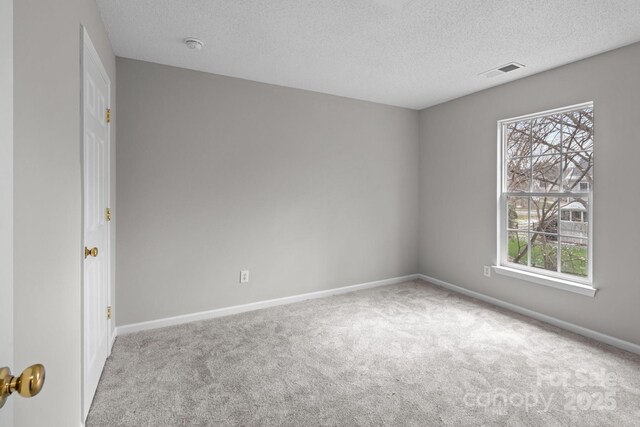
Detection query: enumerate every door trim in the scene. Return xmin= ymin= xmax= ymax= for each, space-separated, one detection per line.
xmin=80 ymin=26 xmax=112 ymax=422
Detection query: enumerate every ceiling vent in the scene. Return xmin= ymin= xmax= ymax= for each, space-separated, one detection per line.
xmin=479 ymin=62 xmax=525 ymax=78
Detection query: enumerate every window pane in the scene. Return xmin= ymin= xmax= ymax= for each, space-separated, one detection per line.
xmin=559 ymin=197 xmax=589 ymax=239
xmin=531 ymin=196 xmax=558 ymax=234
xmin=561 ymin=237 xmax=588 ymax=277
xmin=501 ymin=105 xmax=593 ymax=282
xmin=506 ymin=156 xmax=530 ymax=192
xmin=531 ymin=234 xmax=558 ymax=272
xmin=508 ymin=231 xmax=528 ymax=265
xmin=532 ymin=155 xmax=561 ymax=192
xmin=563 ymin=108 xmax=593 ymax=152
xmin=507 ymin=196 xmax=529 ymax=230
xmin=562 ymin=151 xmax=593 ymax=192
xmin=532 ymin=114 xmax=562 ymax=155
xmin=506 ymin=120 xmax=531 ymax=159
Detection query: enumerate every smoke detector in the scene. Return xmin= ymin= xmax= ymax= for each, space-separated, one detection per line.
xmin=184 ymin=38 xmax=204 ymax=50
xmin=479 ymin=62 xmax=525 ymax=78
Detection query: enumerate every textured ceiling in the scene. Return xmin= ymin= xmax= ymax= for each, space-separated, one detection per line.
xmin=96 ymin=0 xmax=640 ymax=109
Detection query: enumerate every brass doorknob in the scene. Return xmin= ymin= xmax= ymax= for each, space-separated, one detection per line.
xmin=84 ymin=246 xmax=99 ymax=258
xmin=0 ymin=364 xmax=46 ymax=408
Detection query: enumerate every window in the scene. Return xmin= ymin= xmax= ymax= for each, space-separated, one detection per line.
xmin=497 ymin=103 xmax=593 ymax=292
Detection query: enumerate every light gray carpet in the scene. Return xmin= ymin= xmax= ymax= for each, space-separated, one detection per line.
xmin=87 ymin=280 xmax=640 ymax=426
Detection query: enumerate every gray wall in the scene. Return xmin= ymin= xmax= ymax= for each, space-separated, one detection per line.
xmin=13 ymin=0 xmax=115 ymax=424
xmin=116 ymin=58 xmax=419 ymax=326
xmin=419 ymin=42 xmax=640 ymax=345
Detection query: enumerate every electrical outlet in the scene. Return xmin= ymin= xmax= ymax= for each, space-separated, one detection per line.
xmin=240 ymin=270 xmax=249 ymax=283
xmin=483 ymin=265 xmax=491 ymax=277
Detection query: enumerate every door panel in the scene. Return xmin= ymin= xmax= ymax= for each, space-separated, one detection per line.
xmin=1 ymin=0 xmax=14 ymax=424
xmin=82 ymin=29 xmax=110 ymax=421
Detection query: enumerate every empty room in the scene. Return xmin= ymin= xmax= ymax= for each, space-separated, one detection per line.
xmin=2 ymin=0 xmax=640 ymax=426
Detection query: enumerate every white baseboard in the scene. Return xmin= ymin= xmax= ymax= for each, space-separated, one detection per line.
xmin=113 ymin=272 xmax=640 ymax=356
xmin=109 ymin=326 xmax=117 ymax=351
xmin=116 ymin=274 xmax=420 ymax=336
xmin=418 ymin=274 xmax=640 ymax=355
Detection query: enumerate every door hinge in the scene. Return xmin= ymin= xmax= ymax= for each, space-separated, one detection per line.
xmin=106 ymin=108 xmax=111 ymax=124
xmin=107 ymin=306 xmax=112 ymax=320
xmin=106 ymin=207 xmax=111 ymax=222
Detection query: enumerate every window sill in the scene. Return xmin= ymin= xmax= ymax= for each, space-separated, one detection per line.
xmin=493 ymin=266 xmax=597 ymax=297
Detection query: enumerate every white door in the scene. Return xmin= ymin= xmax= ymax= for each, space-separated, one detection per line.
xmin=82 ymin=28 xmax=111 ymax=421
xmin=1 ymin=0 xmax=14 ymax=424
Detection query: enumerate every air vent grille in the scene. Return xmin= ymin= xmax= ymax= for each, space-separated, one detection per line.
xmin=480 ymin=62 xmax=525 ymax=78
xmin=498 ymin=64 xmax=520 ymax=73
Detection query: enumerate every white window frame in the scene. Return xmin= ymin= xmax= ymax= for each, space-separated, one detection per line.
xmin=494 ymin=102 xmax=596 ymax=297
